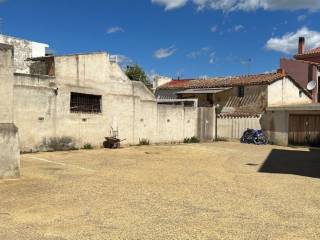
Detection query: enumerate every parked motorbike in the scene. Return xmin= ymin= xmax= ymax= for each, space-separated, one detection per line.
xmin=240 ymin=129 xmax=268 ymax=145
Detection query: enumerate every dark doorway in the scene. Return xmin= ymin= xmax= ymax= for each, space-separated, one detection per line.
xmin=259 ymin=148 xmax=320 ymax=179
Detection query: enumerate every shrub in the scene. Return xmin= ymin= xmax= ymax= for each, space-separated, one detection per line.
xmin=43 ymin=136 xmax=77 ymax=151
xmin=184 ymin=137 xmax=200 ymax=144
xmin=213 ymin=137 xmax=228 ymax=142
xmin=139 ymin=138 xmax=150 ymax=145
xmin=83 ymin=143 xmax=93 ymax=150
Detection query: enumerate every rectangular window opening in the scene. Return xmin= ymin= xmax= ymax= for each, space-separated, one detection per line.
xmin=70 ymin=92 xmax=102 ymax=114
xmin=238 ymin=86 xmax=245 ymax=98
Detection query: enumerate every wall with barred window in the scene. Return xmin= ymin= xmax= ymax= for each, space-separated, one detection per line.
xmin=12 ymin=53 xmax=200 ymax=152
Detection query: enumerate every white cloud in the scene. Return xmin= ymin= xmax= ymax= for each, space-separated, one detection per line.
xmin=229 ymin=24 xmax=244 ymax=32
xmin=107 ymin=27 xmax=124 ymax=34
xmin=187 ymin=47 xmax=210 ymax=58
xmin=154 ymin=46 xmax=177 ymax=59
xmin=209 ymin=52 xmax=215 ymax=64
xmin=210 ymin=25 xmax=218 ymax=32
xmin=152 ymin=0 xmax=188 ymax=10
xmin=297 ymin=15 xmax=307 ymax=21
xmin=187 ymin=47 xmax=216 ymax=64
xmin=152 ymin=0 xmax=320 ymax=12
xmin=265 ymin=27 xmax=320 ymax=54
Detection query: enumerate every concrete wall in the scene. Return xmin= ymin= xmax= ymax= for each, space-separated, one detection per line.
xmin=217 ymin=116 xmax=261 ymax=140
xmin=267 ymin=77 xmax=311 ymax=106
xmin=261 ymin=111 xmax=289 ymax=146
xmin=157 ymin=105 xmax=198 ymax=143
xmin=0 ymin=34 xmax=48 ymax=74
xmin=0 ymin=124 xmax=20 ymax=178
xmin=280 ymin=58 xmax=318 ymax=102
xmin=11 ymin=52 xmax=200 ymax=151
xmin=0 ymin=44 xmax=20 ymax=178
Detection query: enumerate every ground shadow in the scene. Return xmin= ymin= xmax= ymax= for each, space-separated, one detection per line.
xmin=259 ymin=148 xmax=320 ymax=179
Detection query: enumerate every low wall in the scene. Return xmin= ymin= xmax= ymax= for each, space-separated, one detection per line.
xmin=157 ymin=105 xmax=198 ymax=143
xmin=217 ymin=116 xmax=261 ymax=140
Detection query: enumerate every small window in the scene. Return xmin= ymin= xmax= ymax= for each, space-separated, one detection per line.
xmin=299 ymin=90 xmax=303 ymax=98
xmin=70 ymin=92 xmax=102 ymax=114
xmin=238 ymin=86 xmax=245 ymax=98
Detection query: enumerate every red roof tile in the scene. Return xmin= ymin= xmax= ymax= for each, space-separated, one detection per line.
xmin=294 ymin=47 xmax=320 ymax=59
xmin=158 ymin=72 xmax=285 ymax=90
xmin=158 ymin=79 xmax=194 ymax=89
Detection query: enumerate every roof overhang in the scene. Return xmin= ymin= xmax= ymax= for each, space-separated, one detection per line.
xmin=27 ymin=55 xmax=54 ymax=61
xmin=177 ymin=88 xmax=231 ymax=94
xmin=267 ymin=104 xmax=320 ymax=111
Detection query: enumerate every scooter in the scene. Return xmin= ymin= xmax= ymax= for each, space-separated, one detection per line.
xmin=240 ymin=129 xmax=268 ymax=145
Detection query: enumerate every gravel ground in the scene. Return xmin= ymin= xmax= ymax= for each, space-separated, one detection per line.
xmin=0 ymin=142 xmax=319 ymax=240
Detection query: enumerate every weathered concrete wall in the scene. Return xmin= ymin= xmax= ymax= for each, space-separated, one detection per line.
xmin=261 ymin=111 xmax=289 ymax=146
xmin=12 ymin=52 xmax=201 ymax=151
xmin=267 ymin=77 xmax=311 ymax=106
xmin=0 ymin=124 xmax=20 ymax=178
xmin=157 ymin=105 xmax=197 ymax=143
xmin=281 ymin=58 xmax=319 ymax=103
xmin=0 ymin=35 xmax=48 ymax=74
xmin=217 ymin=116 xmax=261 ymax=140
xmin=0 ymin=44 xmax=20 ymax=178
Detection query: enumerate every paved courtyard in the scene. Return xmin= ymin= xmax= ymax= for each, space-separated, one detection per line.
xmin=0 ymin=142 xmax=319 ymax=240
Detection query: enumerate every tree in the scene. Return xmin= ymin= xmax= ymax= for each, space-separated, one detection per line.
xmin=125 ymin=64 xmax=151 ymax=87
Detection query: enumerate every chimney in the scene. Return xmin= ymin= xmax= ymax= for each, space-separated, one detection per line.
xmin=277 ymin=68 xmax=286 ymax=75
xmin=298 ymin=37 xmax=305 ymax=54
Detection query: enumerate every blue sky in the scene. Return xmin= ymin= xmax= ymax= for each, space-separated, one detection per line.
xmin=0 ymin=0 xmax=320 ymax=78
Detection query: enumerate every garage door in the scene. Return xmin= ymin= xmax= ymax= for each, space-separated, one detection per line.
xmin=289 ymin=115 xmax=320 ymax=147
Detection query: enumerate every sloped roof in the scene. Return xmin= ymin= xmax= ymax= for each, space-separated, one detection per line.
xmin=294 ymin=47 xmax=320 ymax=59
xmin=157 ymin=79 xmax=193 ymax=90
xmin=158 ymin=72 xmax=285 ymax=90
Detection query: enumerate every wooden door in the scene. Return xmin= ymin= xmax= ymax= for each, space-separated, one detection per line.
xmin=289 ymin=115 xmax=320 ymax=147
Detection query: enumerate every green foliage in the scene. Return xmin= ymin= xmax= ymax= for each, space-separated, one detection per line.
xmin=183 ymin=137 xmax=200 ymax=144
xmin=83 ymin=143 xmax=93 ymax=150
xmin=125 ymin=64 xmax=150 ymax=86
xmin=139 ymin=138 xmax=150 ymax=145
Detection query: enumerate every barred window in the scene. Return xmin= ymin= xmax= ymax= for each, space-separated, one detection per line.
xmin=70 ymin=92 xmax=102 ymax=114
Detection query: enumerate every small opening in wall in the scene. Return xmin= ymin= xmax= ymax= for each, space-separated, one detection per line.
xmin=238 ymin=86 xmax=245 ymax=98
xmin=167 ymin=119 xmax=170 ymax=123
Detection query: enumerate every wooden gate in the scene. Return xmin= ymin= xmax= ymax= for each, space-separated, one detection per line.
xmin=197 ymin=107 xmax=214 ymax=141
xmin=289 ymin=115 xmax=320 ymax=147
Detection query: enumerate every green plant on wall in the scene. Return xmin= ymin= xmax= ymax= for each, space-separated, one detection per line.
xmin=125 ymin=64 xmax=151 ymax=87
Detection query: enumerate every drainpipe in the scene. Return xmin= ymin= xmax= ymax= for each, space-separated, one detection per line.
xmin=215 ymin=104 xmax=220 ymax=141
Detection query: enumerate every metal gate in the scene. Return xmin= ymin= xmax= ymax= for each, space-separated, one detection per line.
xmin=289 ymin=115 xmax=320 ymax=147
